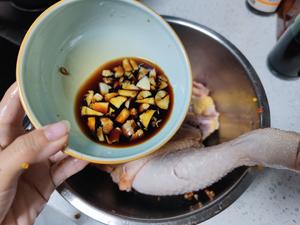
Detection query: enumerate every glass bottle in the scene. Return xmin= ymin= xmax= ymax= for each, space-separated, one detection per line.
xmin=268 ymin=14 xmax=300 ymax=78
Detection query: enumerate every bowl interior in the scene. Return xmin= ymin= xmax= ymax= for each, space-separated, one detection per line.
xmin=18 ymin=0 xmax=191 ymax=163
xmin=58 ymin=18 xmax=270 ymax=224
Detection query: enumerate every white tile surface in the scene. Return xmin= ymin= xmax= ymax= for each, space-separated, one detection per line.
xmin=36 ymin=0 xmax=300 ymax=224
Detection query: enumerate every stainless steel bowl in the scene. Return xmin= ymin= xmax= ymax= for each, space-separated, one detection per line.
xmin=58 ymin=16 xmax=270 ymax=224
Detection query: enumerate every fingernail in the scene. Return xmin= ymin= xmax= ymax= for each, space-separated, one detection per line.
xmin=44 ymin=120 xmax=70 ymax=141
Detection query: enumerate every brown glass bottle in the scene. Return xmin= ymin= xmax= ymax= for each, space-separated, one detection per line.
xmin=277 ymin=0 xmax=300 ymax=38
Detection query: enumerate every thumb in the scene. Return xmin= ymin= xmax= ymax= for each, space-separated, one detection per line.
xmin=0 ymin=121 xmax=69 ymax=190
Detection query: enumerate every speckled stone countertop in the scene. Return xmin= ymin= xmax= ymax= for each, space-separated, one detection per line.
xmin=35 ymin=0 xmax=300 ymax=225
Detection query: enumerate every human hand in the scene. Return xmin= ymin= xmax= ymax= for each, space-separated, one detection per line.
xmin=0 ymin=83 xmax=88 ymax=225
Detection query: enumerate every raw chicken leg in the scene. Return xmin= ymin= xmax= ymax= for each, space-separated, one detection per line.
xmin=110 ymin=124 xmax=202 ymax=191
xmin=133 ymin=128 xmax=300 ymax=196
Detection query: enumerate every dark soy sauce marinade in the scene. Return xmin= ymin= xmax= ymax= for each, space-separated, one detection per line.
xmin=75 ymin=58 xmax=173 ymax=147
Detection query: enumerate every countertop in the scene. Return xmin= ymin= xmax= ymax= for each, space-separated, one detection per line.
xmin=35 ymin=0 xmax=300 ymax=225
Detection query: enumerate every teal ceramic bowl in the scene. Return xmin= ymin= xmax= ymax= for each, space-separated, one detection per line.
xmin=17 ymin=0 xmax=192 ymax=164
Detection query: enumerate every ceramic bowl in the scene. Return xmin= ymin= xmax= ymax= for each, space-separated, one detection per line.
xmin=17 ymin=0 xmax=192 ymax=164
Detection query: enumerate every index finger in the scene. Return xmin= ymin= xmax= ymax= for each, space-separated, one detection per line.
xmin=0 ymin=83 xmax=25 ymax=148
